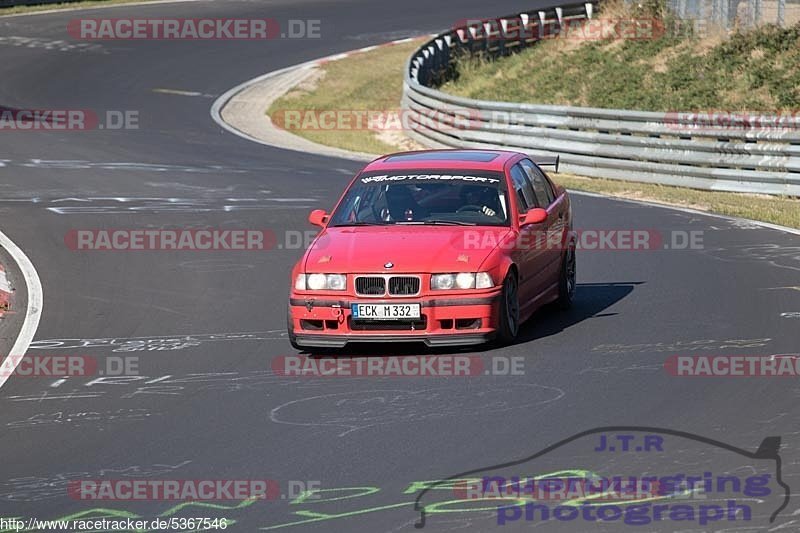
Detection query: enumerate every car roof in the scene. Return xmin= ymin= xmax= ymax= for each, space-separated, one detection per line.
xmin=363 ymin=149 xmax=520 ymax=172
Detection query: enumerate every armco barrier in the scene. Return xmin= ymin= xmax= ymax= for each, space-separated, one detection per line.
xmin=0 ymin=0 xmax=78 ymax=6
xmin=402 ymin=2 xmax=800 ymax=195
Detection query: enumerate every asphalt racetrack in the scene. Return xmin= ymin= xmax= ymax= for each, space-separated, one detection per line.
xmin=0 ymin=1 xmax=799 ymax=531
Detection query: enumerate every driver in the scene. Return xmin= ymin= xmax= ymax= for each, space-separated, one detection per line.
xmin=385 ymin=185 xmax=427 ymax=221
xmin=461 ymin=185 xmax=500 ymax=217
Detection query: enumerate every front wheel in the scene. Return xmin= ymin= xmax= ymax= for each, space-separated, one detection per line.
xmin=495 ymin=271 xmax=520 ymax=345
xmin=557 ymin=246 xmax=576 ymax=309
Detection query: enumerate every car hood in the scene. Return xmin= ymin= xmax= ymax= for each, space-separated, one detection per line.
xmin=303 ymin=226 xmax=511 ymax=273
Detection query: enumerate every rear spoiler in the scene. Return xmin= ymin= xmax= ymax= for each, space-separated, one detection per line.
xmin=533 ymin=155 xmax=560 ymax=173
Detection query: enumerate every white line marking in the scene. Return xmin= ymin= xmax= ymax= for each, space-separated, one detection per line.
xmin=324 ymin=53 xmax=350 ymax=61
xmin=570 ymin=190 xmax=800 ymax=237
xmin=210 ymin=63 xmax=320 ymax=147
xmin=0 ymin=267 xmax=11 ymax=293
xmin=0 ymin=229 xmax=43 ymax=390
xmin=209 ymin=37 xmax=433 ymax=152
xmin=153 ymin=88 xmax=203 ymax=97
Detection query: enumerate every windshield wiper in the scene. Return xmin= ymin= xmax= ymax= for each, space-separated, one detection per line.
xmin=424 ymin=219 xmax=477 ymax=226
xmin=396 ymin=220 xmax=477 ymax=226
xmin=330 ymin=222 xmax=390 ymax=227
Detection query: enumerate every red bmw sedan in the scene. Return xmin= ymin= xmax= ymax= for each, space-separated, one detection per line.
xmin=287 ymin=149 xmax=576 ymax=349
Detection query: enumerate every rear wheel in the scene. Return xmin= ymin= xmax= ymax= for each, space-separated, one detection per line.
xmin=496 ymin=271 xmax=520 ymax=345
xmin=557 ymin=245 xmax=576 ymax=309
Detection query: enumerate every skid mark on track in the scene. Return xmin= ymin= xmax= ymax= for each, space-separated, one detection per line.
xmin=29 ymin=330 xmax=285 ymax=352
xmin=77 ymin=294 xmax=186 ymax=316
xmin=0 ymin=35 xmax=106 ymax=53
xmin=178 ymin=259 xmax=255 ymax=272
xmin=701 ymin=243 xmax=800 ymax=273
xmin=3 ymin=370 xmax=359 ymax=404
xmin=579 ymin=363 xmax=661 ymax=374
xmin=592 ymin=338 xmax=771 ymax=354
xmin=270 ymin=384 xmax=566 ymax=437
xmin=0 ymin=460 xmax=190 ymax=502
xmin=6 ymin=408 xmax=157 ymax=430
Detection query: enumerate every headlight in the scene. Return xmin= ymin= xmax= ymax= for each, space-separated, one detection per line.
xmin=431 ymin=272 xmax=493 ymax=290
xmin=326 ymin=274 xmax=347 ymax=290
xmin=295 ymin=273 xmax=347 ymax=291
xmin=455 ymin=273 xmax=476 ymax=289
xmin=431 ymin=274 xmax=455 ymax=290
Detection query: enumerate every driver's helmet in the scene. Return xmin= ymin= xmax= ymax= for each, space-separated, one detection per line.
xmin=385 ymin=185 xmax=418 ymax=221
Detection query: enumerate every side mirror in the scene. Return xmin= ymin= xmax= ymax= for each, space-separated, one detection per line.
xmin=308 ymin=209 xmax=329 ymax=227
xmin=521 ymin=208 xmax=547 ymax=226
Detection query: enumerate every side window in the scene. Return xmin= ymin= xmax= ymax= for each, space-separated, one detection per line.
xmin=509 ymin=164 xmax=536 ymax=213
xmin=520 ymin=159 xmax=555 ymax=207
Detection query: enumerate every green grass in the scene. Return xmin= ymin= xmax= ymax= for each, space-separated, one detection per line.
xmin=0 ymin=0 xmax=163 ymax=16
xmin=267 ymin=39 xmax=425 ymax=155
xmin=442 ymin=15 xmax=800 ymax=111
xmin=264 ymin=20 xmax=800 ymax=229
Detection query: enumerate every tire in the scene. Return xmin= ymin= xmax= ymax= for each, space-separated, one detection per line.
xmin=557 ymin=245 xmax=576 ymax=310
xmin=495 ymin=270 xmax=520 ymax=345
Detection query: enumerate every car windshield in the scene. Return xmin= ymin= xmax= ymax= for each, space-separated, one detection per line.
xmin=328 ymin=170 xmax=510 ymax=226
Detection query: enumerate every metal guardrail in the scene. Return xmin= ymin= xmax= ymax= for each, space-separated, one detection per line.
xmin=0 ymin=0 xmax=78 ymax=6
xmin=402 ymin=2 xmax=800 ymax=195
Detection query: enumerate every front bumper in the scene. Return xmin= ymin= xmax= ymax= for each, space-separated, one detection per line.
xmin=288 ymin=291 xmax=501 ymax=348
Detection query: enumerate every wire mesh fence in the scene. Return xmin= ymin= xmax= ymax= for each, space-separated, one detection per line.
xmin=665 ymin=0 xmax=800 ymax=29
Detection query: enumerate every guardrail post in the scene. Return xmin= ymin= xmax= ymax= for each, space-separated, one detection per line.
xmin=536 ymin=11 xmax=547 ymax=39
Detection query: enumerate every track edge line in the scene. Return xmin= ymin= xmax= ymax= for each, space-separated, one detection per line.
xmin=0 ymin=230 xmax=43 ymax=390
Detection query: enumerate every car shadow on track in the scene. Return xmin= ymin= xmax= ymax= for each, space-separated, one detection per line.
xmin=514 ymin=281 xmax=643 ymax=345
xmin=298 ymin=282 xmax=642 ymax=357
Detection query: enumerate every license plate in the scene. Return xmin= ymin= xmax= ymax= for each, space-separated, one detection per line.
xmin=351 ymin=303 xmax=421 ymax=320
